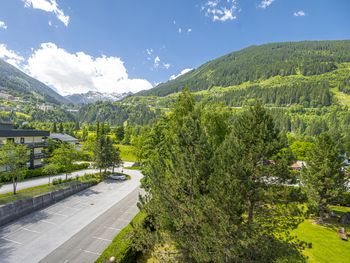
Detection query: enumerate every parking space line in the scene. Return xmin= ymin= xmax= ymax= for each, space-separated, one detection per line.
xmin=1 ymin=237 xmax=22 ymax=245
xmin=40 ymin=220 xmax=57 ymax=225
xmin=104 ymin=226 xmax=121 ymax=231
xmin=92 ymin=236 xmax=112 ymax=242
xmin=20 ymin=227 xmax=40 ymax=234
xmin=46 ymin=211 xmax=68 ymax=217
xmin=80 ymin=249 xmax=101 ymax=255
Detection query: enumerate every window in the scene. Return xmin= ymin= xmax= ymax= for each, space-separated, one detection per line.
xmin=20 ymin=137 xmax=25 ymax=144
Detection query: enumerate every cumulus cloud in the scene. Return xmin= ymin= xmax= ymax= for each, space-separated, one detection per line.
xmin=0 ymin=20 xmax=7 ymax=29
xmin=294 ymin=10 xmax=306 ymax=17
xmin=0 ymin=43 xmax=25 ymax=68
xmin=23 ymin=0 xmax=70 ymax=26
xmin=258 ymin=0 xmax=275 ymax=9
xmin=203 ymin=0 xmax=238 ymax=22
xmin=170 ymin=68 xmax=193 ymax=80
xmin=26 ymin=43 xmax=152 ymax=95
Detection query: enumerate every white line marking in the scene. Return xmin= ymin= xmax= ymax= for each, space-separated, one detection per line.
xmin=46 ymin=211 xmax=68 ymax=217
xmin=20 ymin=227 xmax=40 ymax=234
xmin=1 ymin=237 xmax=22 ymax=245
xmin=40 ymin=220 xmax=57 ymax=225
xmin=104 ymin=226 xmax=121 ymax=231
xmin=80 ymin=249 xmax=101 ymax=255
xmin=63 ymin=260 xmax=69 ymax=263
xmin=92 ymin=236 xmax=112 ymax=242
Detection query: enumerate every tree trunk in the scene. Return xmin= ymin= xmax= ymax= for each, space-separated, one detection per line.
xmin=65 ymin=172 xmax=68 ymax=180
xmin=48 ymin=174 xmax=51 ymax=185
xmin=112 ymin=165 xmax=115 ymax=173
xmin=319 ymin=205 xmax=324 ymax=224
xmin=99 ymin=168 xmax=102 ymax=176
xmin=12 ymin=175 xmax=16 ymax=195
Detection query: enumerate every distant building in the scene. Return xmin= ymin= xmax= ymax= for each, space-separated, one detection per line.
xmin=49 ymin=133 xmax=79 ymax=145
xmin=38 ymin=104 xmax=54 ymax=112
xmin=290 ymin=161 xmax=307 ymax=171
xmin=0 ymin=123 xmax=49 ymax=170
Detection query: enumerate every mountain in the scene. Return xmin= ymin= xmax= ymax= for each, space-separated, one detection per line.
xmin=0 ymin=59 xmax=68 ymax=105
xmin=138 ymin=40 xmax=350 ymax=97
xmin=65 ymin=91 xmax=132 ymax=104
xmin=77 ymin=40 xmax=350 ymax=126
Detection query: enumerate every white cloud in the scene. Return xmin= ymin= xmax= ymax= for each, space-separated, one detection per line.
xmin=178 ymin=28 xmax=182 ymax=33
xmin=170 ymin=68 xmax=193 ymax=80
xmin=203 ymin=0 xmax=238 ymax=22
xmin=294 ymin=10 xmax=306 ymax=17
xmin=23 ymin=0 xmax=70 ymax=26
xmin=188 ymin=28 xmax=192 ymax=33
xmin=154 ymin=56 xmax=161 ymax=68
xmin=0 ymin=43 xmax=25 ymax=68
xmin=258 ymin=0 xmax=275 ymax=9
xmin=26 ymin=43 xmax=152 ymax=95
xmin=163 ymin=63 xmax=171 ymax=69
xmin=146 ymin=48 xmax=153 ymax=56
xmin=0 ymin=20 xmax=7 ymax=30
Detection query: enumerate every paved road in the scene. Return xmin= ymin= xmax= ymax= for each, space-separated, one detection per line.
xmin=0 ymin=168 xmax=142 ymax=263
xmin=0 ymin=161 xmax=134 ymax=194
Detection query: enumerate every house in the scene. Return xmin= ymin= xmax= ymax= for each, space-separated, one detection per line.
xmin=38 ymin=104 xmax=54 ymax=112
xmin=290 ymin=161 xmax=307 ymax=171
xmin=49 ymin=133 xmax=79 ymax=145
xmin=0 ymin=122 xmax=49 ymax=170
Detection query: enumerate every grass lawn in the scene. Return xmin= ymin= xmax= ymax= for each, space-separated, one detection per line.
xmin=294 ymin=206 xmax=350 ymax=263
xmin=116 ymin=144 xmax=138 ymax=162
xmin=0 ymin=183 xmax=72 ymax=205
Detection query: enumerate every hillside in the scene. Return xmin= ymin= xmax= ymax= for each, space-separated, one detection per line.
xmin=0 ymin=59 xmax=68 ymax=105
xmin=139 ymin=40 xmax=350 ymax=97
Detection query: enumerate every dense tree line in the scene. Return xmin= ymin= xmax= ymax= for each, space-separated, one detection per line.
xmin=203 ymin=82 xmax=332 ymax=107
xmin=77 ymin=101 xmax=160 ymax=125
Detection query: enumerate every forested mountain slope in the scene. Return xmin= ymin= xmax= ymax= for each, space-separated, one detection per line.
xmin=139 ymin=40 xmax=350 ymax=97
xmin=0 ymin=59 xmax=68 ymax=105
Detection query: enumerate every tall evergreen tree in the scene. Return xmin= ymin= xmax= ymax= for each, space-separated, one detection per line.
xmin=302 ymin=133 xmax=346 ymax=223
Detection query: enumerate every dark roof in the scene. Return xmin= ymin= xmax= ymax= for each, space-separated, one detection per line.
xmin=50 ymin=133 xmax=78 ymax=142
xmin=0 ymin=122 xmax=14 ymax=130
xmin=0 ymin=129 xmax=50 ymax=137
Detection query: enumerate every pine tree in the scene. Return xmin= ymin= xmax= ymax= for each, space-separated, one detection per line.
xmin=302 ymin=133 xmax=346 ymax=223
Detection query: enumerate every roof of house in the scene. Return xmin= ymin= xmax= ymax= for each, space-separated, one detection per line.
xmin=0 ymin=129 xmax=50 ymax=137
xmin=50 ymin=133 xmax=78 ymax=143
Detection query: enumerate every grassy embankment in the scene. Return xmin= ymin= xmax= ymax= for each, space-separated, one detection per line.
xmin=294 ymin=206 xmax=350 ymax=263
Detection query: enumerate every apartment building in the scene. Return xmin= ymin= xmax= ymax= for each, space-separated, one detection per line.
xmin=0 ymin=122 xmax=50 ymax=170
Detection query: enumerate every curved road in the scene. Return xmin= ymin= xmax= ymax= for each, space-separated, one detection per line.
xmin=0 ymin=167 xmax=142 ymax=263
xmin=0 ymin=162 xmax=134 ymax=194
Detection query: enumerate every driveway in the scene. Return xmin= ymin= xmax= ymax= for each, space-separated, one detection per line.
xmin=0 ymin=168 xmax=142 ymax=263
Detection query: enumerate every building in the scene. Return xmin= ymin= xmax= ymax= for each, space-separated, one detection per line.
xmin=49 ymin=133 xmax=79 ymax=145
xmin=290 ymin=161 xmax=307 ymax=171
xmin=38 ymin=104 xmax=54 ymax=112
xmin=0 ymin=123 xmax=49 ymax=170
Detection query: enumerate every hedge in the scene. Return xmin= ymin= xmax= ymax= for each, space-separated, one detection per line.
xmin=96 ymin=212 xmax=146 ymax=263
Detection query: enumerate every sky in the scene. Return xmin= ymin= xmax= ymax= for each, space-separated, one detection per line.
xmin=0 ymin=0 xmax=349 ymax=96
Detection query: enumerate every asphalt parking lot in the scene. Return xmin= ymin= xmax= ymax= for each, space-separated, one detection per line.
xmin=0 ymin=169 xmax=142 ymax=263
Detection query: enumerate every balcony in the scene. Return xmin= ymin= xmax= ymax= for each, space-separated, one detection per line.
xmin=25 ymin=142 xmax=48 ymax=148
xmin=32 ymin=153 xmax=46 ymax=159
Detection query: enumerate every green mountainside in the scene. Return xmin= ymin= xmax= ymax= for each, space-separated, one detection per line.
xmin=0 ymin=59 xmax=68 ymax=105
xmin=138 ymin=40 xmax=350 ymax=97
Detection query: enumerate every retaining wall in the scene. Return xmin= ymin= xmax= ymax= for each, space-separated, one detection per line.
xmin=0 ymin=182 xmax=94 ymax=227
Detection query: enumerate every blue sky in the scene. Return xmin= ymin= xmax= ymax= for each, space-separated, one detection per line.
xmin=0 ymin=0 xmax=349 ymax=95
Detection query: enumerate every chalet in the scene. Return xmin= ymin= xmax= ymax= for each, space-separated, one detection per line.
xmin=290 ymin=161 xmax=307 ymax=171
xmin=49 ymin=133 xmax=79 ymax=145
xmin=0 ymin=122 xmax=49 ymax=170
